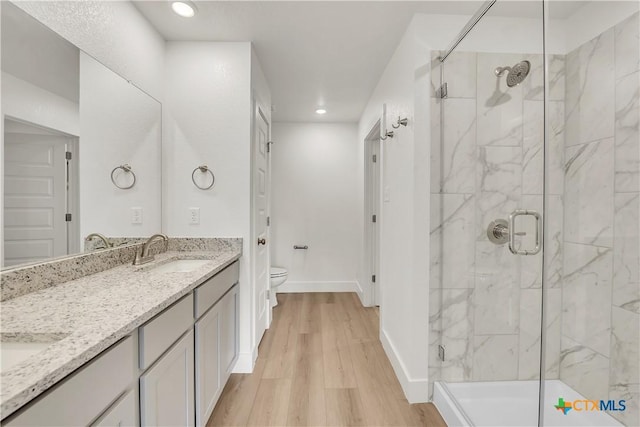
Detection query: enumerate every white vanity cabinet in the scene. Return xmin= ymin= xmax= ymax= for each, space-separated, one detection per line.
xmin=139 ymin=293 xmax=195 ymax=426
xmin=194 ymin=263 xmax=239 ymax=427
xmin=92 ymin=389 xmax=137 ymax=427
xmin=195 ymin=301 xmax=222 ymax=426
xmin=3 ymin=336 xmax=137 ymax=427
xmin=220 ymin=285 xmax=239 ymax=378
xmin=140 ymin=330 xmax=195 ymax=427
xmin=1 ymin=260 xmax=240 ymax=427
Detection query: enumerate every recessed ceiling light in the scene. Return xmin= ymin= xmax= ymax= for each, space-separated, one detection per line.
xmin=172 ymin=1 xmax=197 ymax=17
xmin=315 ymin=108 xmax=327 ymax=115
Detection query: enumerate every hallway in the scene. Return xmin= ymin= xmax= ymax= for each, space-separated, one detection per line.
xmin=208 ymin=293 xmax=446 ymax=426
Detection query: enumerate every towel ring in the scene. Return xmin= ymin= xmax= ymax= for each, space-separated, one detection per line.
xmin=192 ymin=165 xmax=215 ymax=190
xmin=110 ymin=164 xmax=136 ymax=190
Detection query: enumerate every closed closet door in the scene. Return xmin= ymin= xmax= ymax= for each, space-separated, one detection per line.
xmin=4 ymin=132 xmax=69 ymax=267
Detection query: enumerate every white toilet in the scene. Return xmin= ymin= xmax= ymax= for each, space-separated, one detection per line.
xmin=269 ymin=266 xmax=288 ymax=307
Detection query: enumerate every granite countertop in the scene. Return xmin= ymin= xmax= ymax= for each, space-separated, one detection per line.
xmin=0 ymin=248 xmax=241 ymax=418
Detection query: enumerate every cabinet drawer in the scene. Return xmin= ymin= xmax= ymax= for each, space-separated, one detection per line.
xmin=92 ymin=388 xmax=137 ymax=427
xmin=139 ymin=294 xmax=193 ymax=370
xmin=4 ymin=336 xmax=135 ymax=427
xmin=194 ymin=261 xmax=239 ymax=319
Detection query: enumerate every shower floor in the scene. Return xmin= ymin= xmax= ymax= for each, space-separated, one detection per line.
xmin=433 ymin=379 xmax=623 ymax=427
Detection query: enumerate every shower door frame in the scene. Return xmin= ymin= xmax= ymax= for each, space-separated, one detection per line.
xmin=434 ymin=1 xmax=550 ymax=426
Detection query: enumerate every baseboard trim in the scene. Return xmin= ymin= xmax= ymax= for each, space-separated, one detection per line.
xmin=380 ymin=328 xmax=429 ymax=404
xmin=276 ymin=281 xmax=358 ymax=293
xmin=355 ymin=280 xmax=366 ymax=306
xmin=232 ymin=351 xmax=255 ymax=373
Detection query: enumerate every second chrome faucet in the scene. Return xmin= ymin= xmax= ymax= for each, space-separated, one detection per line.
xmin=133 ymin=234 xmax=169 ymax=265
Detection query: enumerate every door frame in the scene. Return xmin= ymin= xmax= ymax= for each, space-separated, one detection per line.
xmin=250 ymin=96 xmax=271 ymax=356
xmin=66 ymin=137 xmax=80 ymax=254
xmin=364 ymin=121 xmax=382 ymax=307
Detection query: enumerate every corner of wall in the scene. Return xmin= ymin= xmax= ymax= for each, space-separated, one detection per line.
xmin=380 ymin=327 xmax=430 ymax=403
xmin=232 ymin=350 xmax=256 ymax=374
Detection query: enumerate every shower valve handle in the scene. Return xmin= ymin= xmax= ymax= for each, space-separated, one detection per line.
xmin=487 ymin=212 xmax=540 ymax=255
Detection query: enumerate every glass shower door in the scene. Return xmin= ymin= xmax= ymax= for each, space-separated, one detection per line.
xmin=540 ymin=2 xmax=640 ymax=426
xmin=429 ymin=1 xmax=547 ymax=425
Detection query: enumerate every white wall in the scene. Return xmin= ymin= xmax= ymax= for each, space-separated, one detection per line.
xmin=79 ymin=53 xmax=162 ymax=238
xmin=271 ymin=122 xmax=359 ymax=293
xmin=358 ymin=17 xmax=431 ymax=403
xmin=11 ymin=1 xmax=165 ymax=100
xmin=163 ymin=41 xmax=257 ymax=372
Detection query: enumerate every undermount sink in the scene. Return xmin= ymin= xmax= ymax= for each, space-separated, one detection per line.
xmin=1 ymin=334 xmax=67 ymax=372
xmin=150 ymin=259 xmax=210 ymax=273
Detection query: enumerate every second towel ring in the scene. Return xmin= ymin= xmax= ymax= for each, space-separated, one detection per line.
xmin=192 ymin=165 xmax=215 ymax=190
xmin=111 ymin=164 xmax=136 ymax=190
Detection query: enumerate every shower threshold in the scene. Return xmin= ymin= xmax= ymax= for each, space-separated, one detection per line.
xmin=433 ymin=379 xmax=623 ymax=427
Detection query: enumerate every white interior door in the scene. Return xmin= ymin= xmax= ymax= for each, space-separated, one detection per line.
xmin=253 ymin=107 xmax=270 ymax=346
xmin=3 ymin=132 xmax=69 ymax=267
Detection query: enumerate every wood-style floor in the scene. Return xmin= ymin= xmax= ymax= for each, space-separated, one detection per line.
xmin=207 ymin=292 xmax=447 ymax=427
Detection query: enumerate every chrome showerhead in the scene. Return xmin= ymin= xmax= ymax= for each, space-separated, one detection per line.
xmin=495 ymin=60 xmax=531 ymax=87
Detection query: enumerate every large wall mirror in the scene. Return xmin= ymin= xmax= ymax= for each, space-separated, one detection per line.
xmin=1 ymin=2 xmax=162 ymax=268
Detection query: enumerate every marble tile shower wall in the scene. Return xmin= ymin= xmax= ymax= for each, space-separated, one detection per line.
xmin=561 ymin=13 xmax=639 ymax=426
xmin=429 ymin=48 xmax=565 ymax=389
xmin=429 ymin=14 xmax=639 ymax=426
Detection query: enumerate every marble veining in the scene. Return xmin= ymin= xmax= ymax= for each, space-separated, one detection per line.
xmin=613 ymin=193 xmax=640 ymax=313
xmin=560 ymin=336 xmax=610 ymax=400
xmin=0 ymin=241 xmax=242 ymax=418
xmin=564 ymin=138 xmax=614 ymax=248
xmin=562 ymin=243 xmax=613 ymax=357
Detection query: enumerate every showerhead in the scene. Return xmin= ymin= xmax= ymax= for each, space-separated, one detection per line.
xmin=495 ymin=60 xmax=531 ymax=87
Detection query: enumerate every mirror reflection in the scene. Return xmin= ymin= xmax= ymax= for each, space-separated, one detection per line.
xmin=1 ymin=3 xmax=162 ymax=268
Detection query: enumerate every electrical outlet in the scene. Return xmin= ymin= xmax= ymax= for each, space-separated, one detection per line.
xmin=189 ymin=207 xmax=200 ymax=225
xmin=131 ymin=207 xmax=143 ymax=224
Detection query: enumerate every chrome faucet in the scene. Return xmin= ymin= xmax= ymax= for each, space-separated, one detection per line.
xmin=133 ymin=234 xmax=169 ymax=265
xmin=85 ymin=233 xmax=112 ymax=250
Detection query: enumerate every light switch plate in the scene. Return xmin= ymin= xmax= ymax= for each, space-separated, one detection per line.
xmin=189 ymin=207 xmax=200 ymax=225
xmin=131 ymin=207 xmax=143 ymax=224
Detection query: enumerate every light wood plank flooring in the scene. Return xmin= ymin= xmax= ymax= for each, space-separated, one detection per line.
xmin=208 ymin=292 xmax=446 ymax=427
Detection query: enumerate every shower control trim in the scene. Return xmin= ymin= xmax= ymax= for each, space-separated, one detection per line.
xmin=487 ymin=209 xmax=542 ymax=255
xmin=508 ymin=209 xmax=542 ymax=256
xmin=487 ymin=218 xmax=510 ymax=245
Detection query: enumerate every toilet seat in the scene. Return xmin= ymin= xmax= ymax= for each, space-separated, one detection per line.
xmin=270 ymin=267 xmax=287 ymax=278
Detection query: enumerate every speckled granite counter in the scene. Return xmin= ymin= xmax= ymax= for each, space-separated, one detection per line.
xmin=0 ymin=243 xmax=242 ymax=418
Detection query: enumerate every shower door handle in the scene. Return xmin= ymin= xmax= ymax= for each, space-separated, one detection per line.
xmin=508 ymin=209 xmax=542 ymax=255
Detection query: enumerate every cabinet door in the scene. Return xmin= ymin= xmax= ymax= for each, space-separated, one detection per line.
xmin=140 ymin=330 xmax=195 ymax=427
xmin=221 ymin=285 xmax=239 ymax=376
xmin=195 ymin=303 xmax=221 ymax=427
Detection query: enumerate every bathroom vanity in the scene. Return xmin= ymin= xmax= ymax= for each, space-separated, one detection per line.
xmin=0 ymin=239 xmax=242 ymax=426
